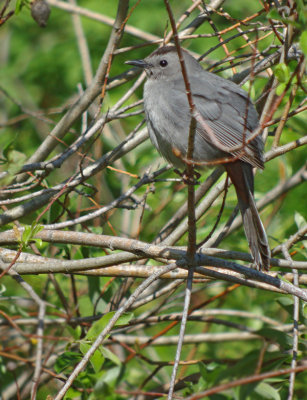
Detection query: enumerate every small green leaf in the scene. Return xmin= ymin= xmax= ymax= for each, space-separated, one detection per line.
xmin=198 ymin=362 xmax=208 ymax=380
xmin=275 ymin=64 xmax=290 ymax=83
xmin=64 ymin=387 xmax=82 ymax=400
xmin=85 ymin=312 xmax=133 ymax=341
xmin=20 ymin=223 xmax=44 ymax=249
xmin=299 ymin=31 xmax=307 ymax=57
xmin=266 ymin=9 xmax=283 ymax=22
xmin=94 ymin=366 xmax=121 ymax=394
xmin=7 ymin=150 xmax=27 ymax=176
xmin=117 ymin=312 xmax=133 ymax=326
xmin=31 ymin=222 xmax=44 ymax=236
xmin=35 ymin=238 xmax=43 ymax=247
xmin=294 ymin=212 xmax=307 ymax=250
xmin=3 ymin=141 xmax=14 ymax=160
xmin=0 ymin=284 xmax=6 ymax=295
xmin=15 ymin=0 xmax=31 ymax=14
xmin=255 ymin=381 xmax=281 ymax=400
xmin=80 ymin=342 xmax=104 ymax=373
xmin=65 ymin=325 xmax=82 ymax=341
xmin=257 ymin=328 xmax=293 ymax=349
xmin=294 ymin=211 xmax=306 ymax=229
xmin=276 ymin=82 xmax=286 ymax=96
xmin=297 ymin=0 xmax=306 ymax=25
xmin=276 ymin=296 xmax=293 ymax=309
xmin=54 ymin=352 xmax=82 ymax=374
xmin=276 ymin=297 xmax=295 ymax=318
xmin=266 ymin=9 xmax=302 ymax=28
xmin=201 ymin=362 xmax=226 ymax=386
xmin=100 ymin=346 xmax=121 ymax=366
xmin=15 ymin=0 xmax=23 ymax=14
xmin=85 ymin=314 xmax=113 ymax=341
xmin=198 ymin=362 xmax=209 ymax=389
xmin=277 ymin=296 xmax=307 ymax=325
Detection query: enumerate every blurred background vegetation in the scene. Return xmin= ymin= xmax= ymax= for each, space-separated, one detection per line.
xmin=0 ymin=0 xmax=306 ymax=399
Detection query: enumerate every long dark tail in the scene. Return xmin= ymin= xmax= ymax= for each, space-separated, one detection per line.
xmin=224 ymin=161 xmax=271 ymax=271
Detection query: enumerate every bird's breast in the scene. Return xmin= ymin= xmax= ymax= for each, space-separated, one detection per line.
xmin=144 ymin=80 xmax=191 ymax=167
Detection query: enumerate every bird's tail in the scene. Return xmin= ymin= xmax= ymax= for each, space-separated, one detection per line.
xmin=225 ymin=161 xmax=271 ymax=271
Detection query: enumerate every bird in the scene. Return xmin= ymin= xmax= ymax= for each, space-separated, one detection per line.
xmin=126 ymin=45 xmax=271 ymax=270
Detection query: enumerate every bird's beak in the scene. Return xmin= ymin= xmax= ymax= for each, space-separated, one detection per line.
xmin=125 ymin=59 xmax=151 ymax=69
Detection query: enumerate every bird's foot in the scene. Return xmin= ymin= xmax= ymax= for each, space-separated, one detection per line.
xmin=174 ymin=169 xmax=201 ymax=185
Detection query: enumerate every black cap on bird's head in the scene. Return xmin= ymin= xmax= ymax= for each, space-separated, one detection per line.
xmin=125 ymin=46 xmax=199 ymax=80
xmin=125 ymin=45 xmax=177 ymax=69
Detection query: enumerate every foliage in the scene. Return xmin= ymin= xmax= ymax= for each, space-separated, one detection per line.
xmin=0 ymin=0 xmax=306 ymax=399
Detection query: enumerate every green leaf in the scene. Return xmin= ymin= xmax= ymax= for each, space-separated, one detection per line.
xmin=117 ymin=312 xmax=133 ymax=326
xmin=277 ymin=296 xmax=307 ymax=325
xmin=266 ymin=9 xmax=302 ymax=28
xmin=203 ymin=362 xmax=227 ymax=386
xmin=80 ymin=342 xmax=105 ymax=373
xmin=87 ymin=275 xmax=103 ymax=310
xmin=256 ymin=328 xmax=293 ymax=349
xmin=297 ymin=0 xmax=307 ymax=25
xmin=3 ymin=141 xmax=14 ymax=160
xmin=15 ymin=0 xmax=31 ymax=14
xmin=85 ymin=312 xmax=133 ymax=341
xmin=7 ymin=150 xmax=27 ymax=176
xmin=54 ymin=351 xmax=82 ymax=374
xmin=294 ymin=211 xmax=306 ymax=229
xmin=266 ymin=9 xmax=283 ymax=22
xmin=198 ymin=361 xmax=208 ymax=380
xmin=0 ymin=284 xmax=6 ymax=295
xmin=276 ymin=83 xmax=286 ymax=96
xmin=93 ymin=366 xmax=121 ymax=394
xmin=276 ymin=296 xmax=293 ymax=307
xmin=64 ymin=387 xmax=82 ymax=400
xmin=299 ymin=31 xmax=307 ymax=57
xmin=239 ymin=382 xmax=258 ymax=400
xmin=254 ymin=381 xmax=281 ymax=400
xmin=85 ymin=314 xmax=113 ymax=341
xmin=65 ymin=325 xmax=82 ymax=341
xmin=15 ymin=0 xmax=23 ymax=14
xmin=100 ymin=346 xmax=121 ymax=366
xmin=198 ymin=362 xmax=209 ymax=389
xmin=294 ymin=212 xmax=307 ymax=250
xmin=274 ymin=64 xmax=290 ymax=83
xmin=20 ymin=222 xmax=44 ymax=249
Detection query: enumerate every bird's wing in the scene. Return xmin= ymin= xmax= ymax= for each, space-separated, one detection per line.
xmin=189 ymin=75 xmax=264 ymax=168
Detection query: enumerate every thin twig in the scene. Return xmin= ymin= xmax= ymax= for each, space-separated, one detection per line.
xmin=53 ymin=262 xmax=179 ymax=400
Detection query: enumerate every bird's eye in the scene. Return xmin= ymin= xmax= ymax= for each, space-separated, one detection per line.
xmin=159 ymin=59 xmax=168 ymax=67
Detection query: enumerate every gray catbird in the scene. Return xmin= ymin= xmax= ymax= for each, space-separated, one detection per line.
xmin=126 ymin=45 xmax=271 ymax=270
